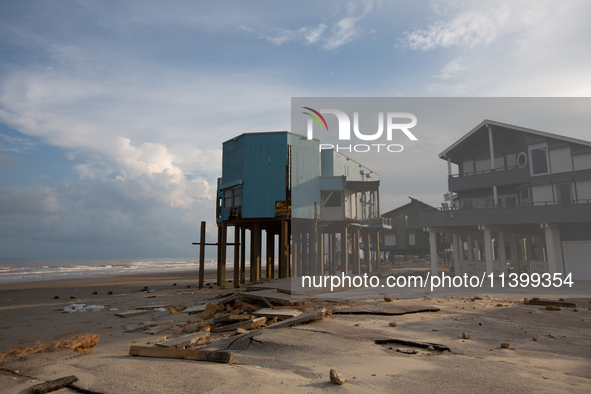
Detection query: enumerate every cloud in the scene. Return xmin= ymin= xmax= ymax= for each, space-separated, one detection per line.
xmin=260 ymin=0 xmax=376 ymax=50
xmin=0 ymin=154 xmax=18 ymax=167
xmin=432 ymin=58 xmax=469 ymax=79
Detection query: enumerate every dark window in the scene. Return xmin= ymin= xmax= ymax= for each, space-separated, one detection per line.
xmin=531 ymin=148 xmax=548 ymax=174
xmin=505 ymin=197 xmax=516 ymax=207
xmin=324 ymin=191 xmax=342 ymax=207
xmin=556 ymin=183 xmax=573 ymax=204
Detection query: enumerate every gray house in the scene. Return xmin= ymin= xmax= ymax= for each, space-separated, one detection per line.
xmin=419 ymin=120 xmax=591 ymax=280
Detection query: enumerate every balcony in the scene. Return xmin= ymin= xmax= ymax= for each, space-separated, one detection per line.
xmin=449 ymin=166 xmax=530 ymax=192
xmin=419 ymin=199 xmax=591 ymax=227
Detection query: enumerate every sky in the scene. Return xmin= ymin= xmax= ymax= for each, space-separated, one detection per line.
xmin=0 ymin=0 xmax=590 ymax=259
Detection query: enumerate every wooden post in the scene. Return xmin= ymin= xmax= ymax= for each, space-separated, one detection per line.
xmin=199 ymin=221 xmax=206 ymax=289
xmin=318 ymin=228 xmax=324 ymax=276
xmin=220 ymin=223 xmax=227 ymax=289
xmin=310 ymin=223 xmax=318 ymax=276
xmin=353 ymin=227 xmax=360 ymax=275
xmin=364 ymin=232 xmax=371 ymax=274
xmin=217 ymin=225 xmax=222 ymax=286
xmin=251 ymin=222 xmax=261 ymax=282
xmin=233 ymin=226 xmax=240 ymax=288
xmin=342 ymin=226 xmax=348 ymax=275
xmin=280 ymin=219 xmax=289 ymax=278
xmin=266 ymin=230 xmax=275 ymax=279
xmin=302 ymin=232 xmax=309 ymax=276
xmin=292 ymin=231 xmax=299 ymax=277
xmin=240 ymin=227 xmax=246 ymax=284
xmin=329 ymin=233 xmax=335 ymax=275
xmin=376 ymin=230 xmax=381 ymax=270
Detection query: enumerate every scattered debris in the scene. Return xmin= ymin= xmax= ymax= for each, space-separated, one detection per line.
xmin=396 ymin=348 xmax=418 ymax=354
xmin=29 ymin=375 xmax=79 ymax=394
xmin=155 ymin=331 xmax=210 ymax=348
xmin=526 ymin=298 xmax=575 ymax=308
xmin=334 ymin=303 xmax=439 ymax=316
xmin=533 ymin=337 xmax=537 ymax=341
xmin=389 ymin=322 xmax=398 ymax=327
xmin=129 ymin=345 xmax=233 ymax=364
xmin=427 ymin=345 xmax=434 ymax=351
xmin=375 ymin=339 xmax=450 ymax=352
xmin=114 ymin=310 xmax=151 ymax=318
xmin=253 ymin=308 xmax=302 ymax=320
xmin=268 ymin=308 xmax=327 ymax=329
xmin=545 ymin=305 xmax=561 ymax=311
xmin=330 ymin=369 xmax=345 ymax=385
xmin=500 ymin=343 xmax=510 ymax=348
xmin=384 ymin=297 xmax=394 ymax=303
xmin=462 ymin=332 xmax=470 ymax=339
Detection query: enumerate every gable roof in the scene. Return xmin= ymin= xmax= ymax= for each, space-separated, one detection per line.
xmin=439 ymin=119 xmax=591 ymax=161
xmin=382 ymin=197 xmax=433 ymax=217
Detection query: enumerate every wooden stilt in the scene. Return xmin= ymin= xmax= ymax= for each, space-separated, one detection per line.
xmin=233 ymin=226 xmax=240 ymax=288
xmin=220 ymin=223 xmax=227 ymax=289
xmin=318 ymin=228 xmax=324 ymax=276
xmin=198 ymin=221 xmax=206 ymax=289
xmin=342 ymin=226 xmax=348 ymax=275
xmin=310 ymin=223 xmax=318 ymax=276
xmin=217 ymin=225 xmax=222 ymax=286
xmin=251 ymin=222 xmax=261 ymax=282
xmin=330 ymin=233 xmax=335 ymax=275
xmin=266 ymin=230 xmax=274 ymax=278
xmin=240 ymin=228 xmax=246 ymax=284
xmin=353 ymin=227 xmax=360 ymax=275
xmin=302 ymin=233 xmax=309 ymax=276
xmin=280 ymin=219 xmax=289 ymax=278
xmin=376 ymin=230 xmax=381 ymax=270
xmin=292 ymin=231 xmax=299 ymax=277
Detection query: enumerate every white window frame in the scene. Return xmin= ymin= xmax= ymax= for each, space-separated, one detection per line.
xmin=528 ymin=142 xmax=550 ymax=176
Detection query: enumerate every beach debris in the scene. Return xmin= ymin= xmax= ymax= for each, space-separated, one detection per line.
xmin=114 ymin=310 xmax=151 ymax=318
xmin=0 ymin=334 xmax=100 ymax=363
xmin=389 ymin=322 xmax=398 ymax=327
xmin=153 ymin=308 xmax=167 ymax=313
xmin=501 ymin=343 xmax=510 ymax=348
xmin=267 ymin=308 xmax=327 ymax=329
xmin=60 ymin=304 xmax=105 ymax=313
xmin=396 ymin=348 xmax=418 ymax=354
xmin=29 ymin=375 xmax=79 ymax=394
xmin=330 ymin=369 xmax=345 ymax=385
xmin=155 ymin=331 xmax=210 ymax=348
xmin=146 ymin=336 xmax=168 ymax=345
xmin=384 ymin=297 xmax=394 ymax=302
xmin=525 ymin=298 xmax=575 ymax=308
xmin=122 ymin=323 xmax=152 ymax=333
xmin=92 ymin=291 xmax=97 ymax=295
xmin=211 ymin=317 xmax=266 ymax=333
xmin=533 ymin=337 xmax=537 ymax=341
xmin=106 ymin=291 xmax=113 ymax=295
xmin=427 ymin=345 xmax=435 ymax=351
xmin=375 ymin=339 xmax=450 ymax=352
xmin=333 ymin=303 xmax=439 ymax=316
xmin=53 ymin=296 xmax=59 ymax=299
xmin=145 ymin=324 xmax=175 ymax=335
xmin=253 ymin=308 xmax=302 ymax=320
xmin=129 ymin=345 xmax=233 ymax=364
xmin=545 ymin=305 xmax=561 ymax=311
xmin=462 ymin=332 xmax=470 ymax=339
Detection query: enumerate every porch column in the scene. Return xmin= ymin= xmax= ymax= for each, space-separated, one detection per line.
xmin=525 ymin=235 xmax=533 ymax=263
xmin=342 ymin=226 xmax=349 ymax=275
xmin=482 ymin=226 xmax=494 ymax=274
xmin=467 ymin=235 xmax=474 ymax=261
xmin=452 ymin=233 xmax=460 ymax=276
xmin=474 ymin=239 xmax=481 ymax=260
xmin=510 ymin=234 xmax=520 ymax=275
xmin=498 ymin=231 xmax=508 ymax=276
xmin=279 ymin=219 xmax=289 ymax=278
xmin=428 ymin=229 xmax=438 ymax=276
xmin=542 ymin=223 xmax=563 ymax=275
xmin=266 ymin=230 xmax=274 ymax=279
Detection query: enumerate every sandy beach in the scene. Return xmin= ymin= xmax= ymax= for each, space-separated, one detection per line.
xmin=0 ymin=272 xmax=590 ymax=393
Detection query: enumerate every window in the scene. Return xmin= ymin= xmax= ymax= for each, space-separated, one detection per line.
xmin=529 ymin=143 xmax=549 ymax=175
xmin=505 ymin=196 xmax=516 ymax=207
xmin=556 ymin=183 xmax=573 ymax=204
xmin=323 ymin=191 xmax=342 ymax=207
xmin=233 ymin=186 xmax=241 ymax=206
xmin=520 ymin=189 xmax=530 ymax=206
xmin=224 ymin=189 xmax=232 ymax=208
xmin=384 ymin=234 xmax=396 ymax=246
xmin=409 ymin=233 xmax=416 ymax=246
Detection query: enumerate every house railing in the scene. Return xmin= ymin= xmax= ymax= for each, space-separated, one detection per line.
xmin=529 ymin=261 xmax=549 ymax=274
xmin=435 ymin=198 xmax=591 ymax=211
xmin=448 ymin=165 xmax=524 ymax=178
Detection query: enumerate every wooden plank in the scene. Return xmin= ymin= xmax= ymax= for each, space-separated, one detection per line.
xmin=213 ymin=314 xmax=253 ymax=325
xmin=333 ymin=303 xmax=440 ymax=316
xmin=115 ymin=310 xmax=151 ymax=318
xmin=135 ymin=305 xmax=171 ymax=310
xmin=129 ymin=346 xmax=233 ymax=364
xmin=155 ymin=331 xmax=209 ymax=348
xmin=211 ymin=317 xmax=265 ymax=333
xmin=29 ymin=375 xmax=78 ymax=394
xmin=122 ymin=323 xmax=152 ymax=332
xmin=267 ymin=308 xmax=326 ymax=329
xmin=253 ymin=308 xmax=302 ymax=319
xmin=144 ymin=323 xmax=174 ymax=335
xmin=375 ymin=339 xmax=451 ymax=352
xmin=236 ymin=290 xmax=293 ymax=306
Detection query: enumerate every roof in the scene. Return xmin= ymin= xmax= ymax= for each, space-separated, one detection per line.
xmin=439 ymin=119 xmax=591 ymax=161
xmin=222 ymin=130 xmax=317 ymax=145
xmin=382 ymin=197 xmax=433 ymax=217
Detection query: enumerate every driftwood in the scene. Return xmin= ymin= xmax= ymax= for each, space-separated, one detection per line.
xmin=375 ymin=339 xmax=450 ymax=352
xmin=29 ymin=375 xmax=79 ymax=394
xmin=155 ymin=331 xmax=209 ymax=348
xmin=211 ymin=317 xmax=266 ymax=333
xmin=129 ymin=346 xmax=233 ymax=364
xmin=526 ymin=298 xmax=576 ymax=308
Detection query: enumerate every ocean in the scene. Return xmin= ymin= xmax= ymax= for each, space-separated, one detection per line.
xmin=0 ymin=258 xmax=244 ymax=284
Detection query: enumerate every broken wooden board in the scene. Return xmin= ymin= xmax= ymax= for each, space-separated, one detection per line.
xmin=333 ymin=303 xmax=440 ymax=316
xmin=29 ymin=375 xmax=79 ymax=394
xmin=375 ymin=339 xmax=451 ymax=352
xmin=129 ymin=346 xmax=233 ymax=364
xmin=526 ymin=298 xmax=576 ymax=308
xmin=144 ymin=323 xmax=174 ymax=335
xmin=267 ymin=308 xmax=326 ymax=329
xmin=122 ymin=323 xmax=152 ymax=332
xmin=253 ymin=308 xmax=302 ymax=320
xmin=114 ymin=310 xmax=152 ymax=318
xmin=135 ymin=304 xmax=171 ymax=310
xmin=232 ymin=290 xmax=294 ymax=306
xmin=211 ymin=317 xmax=266 ymax=333
xmin=213 ymin=314 xmax=253 ymax=325
xmin=182 ymin=304 xmax=207 ymax=314
xmin=155 ymin=331 xmax=209 ymax=348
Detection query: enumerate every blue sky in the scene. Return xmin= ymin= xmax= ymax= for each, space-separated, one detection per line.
xmin=1 ymin=0 xmax=590 ymax=259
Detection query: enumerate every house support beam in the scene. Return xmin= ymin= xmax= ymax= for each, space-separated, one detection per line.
xmin=250 ymin=222 xmax=261 ymax=282
xmin=266 ymin=230 xmax=275 ymax=279
xmin=240 ymin=228 xmax=246 ymax=284
xmin=480 ymin=225 xmax=494 ymax=274
xmin=428 ymin=229 xmax=438 ymax=276
xmin=542 ymin=223 xmax=563 ymax=275
xmin=498 ymin=231 xmax=508 ymax=276
xmin=219 ymin=223 xmax=227 ymax=289
xmin=467 ymin=235 xmax=474 ymax=261
xmin=452 ymin=233 xmax=461 ymax=276
xmin=510 ymin=234 xmax=520 ymax=274
xmin=279 ymin=219 xmax=289 ymax=278
xmin=233 ymin=226 xmax=240 ymax=288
